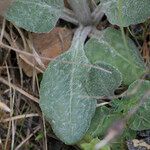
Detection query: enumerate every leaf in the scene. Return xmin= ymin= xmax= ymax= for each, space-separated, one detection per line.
xmin=35 ymin=132 xmax=44 ymax=141
xmin=124 ymin=80 xmax=150 ymax=130
xmin=32 ymin=27 xmax=73 ymax=66
xmin=81 ymin=138 xmax=111 ymax=150
xmin=5 ymin=0 xmax=64 ymax=32
xmin=86 ymin=106 xmax=122 ymax=138
xmin=112 ymin=80 xmax=150 ymax=130
xmin=86 ymin=62 xmax=122 ymax=97
xmin=101 ymin=0 xmax=150 ymax=26
xmin=85 ymin=27 xmax=146 ymax=85
xmin=84 ymin=107 xmax=137 ymax=150
xmin=40 ymin=28 xmax=97 ymax=144
xmin=81 ymin=138 xmax=100 ymax=150
xmin=86 ymin=106 xmax=110 ymax=138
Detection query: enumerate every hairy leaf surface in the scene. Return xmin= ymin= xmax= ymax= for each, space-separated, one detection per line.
xmin=86 ymin=106 xmax=111 ymax=137
xmin=113 ymin=80 xmax=150 ymax=130
xmin=86 ymin=62 xmax=122 ymax=97
xmin=40 ymin=28 xmax=97 ymax=144
xmin=81 ymin=138 xmax=111 ymax=150
xmin=5 ymin=0 xmax=63 ymax=32
xmin=85 ymin=105 xmax=136 ymax=144
xmin=101 ymin=0 xmax=150 ymax=26
xmin=85 ymin=28 xmax=146 ymax=84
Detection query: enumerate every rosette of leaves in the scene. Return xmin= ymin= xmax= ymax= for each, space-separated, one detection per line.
xmin=39 ymin=27 xmax=122 ymax=144
xmin=5 ymin=0 xmax=149 ymax=146
xmin=84 ymin=80 xmax=150 ymax=149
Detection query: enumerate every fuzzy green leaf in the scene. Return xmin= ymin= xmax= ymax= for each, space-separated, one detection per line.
xmin=40 ymin=28 xmax=97 ymax=144
xmin=81 ymin=138 xmax=111 ymax=150
xmin=101 ymin=0 xmax=150 ymax=26
xmin=86 ymin=62 xmax=122 ymax=97
xmin=85 ymin=28 xmax=146 ymax=85
xmin=85 ymin=106 xmax=137 ymax=150
xmin=5 ymin=0 xmax=63 ymax=32
xmin=112 ymin=80 xmax=150 ymax=130
xmin=121 ymin=80 xmax=150 ymax=130
xmin=81 ymin=138 xmax=100 ymax=150
xmin=86 ymin=106 xmax=122 ymax=138
xmin=86 ymin=106 xmax=110 ymax=137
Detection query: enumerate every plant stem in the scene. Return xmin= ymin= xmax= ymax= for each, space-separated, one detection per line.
xmin=61 ymin=8 xmax=79 ymax=25
xmin=92 ymin=3 xmax=104 ymax=25
xmin=73 ymin=25 xmax=92 ymax=46
xmin=89 ymin=0 xmax=97 ymax=12
xmin=68 ymin=0 xmax=92 ymax=26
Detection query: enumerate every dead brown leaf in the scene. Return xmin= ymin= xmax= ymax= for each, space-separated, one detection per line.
xmin=133 ymin=139 xmax=150 ymax=149
xmin=0 ymin=0 xmax=13 ymax=16
xmin=32 ymin=27 xmax=73 ymax=66
xmin=19 ymin=27 xmax=73 ymax=77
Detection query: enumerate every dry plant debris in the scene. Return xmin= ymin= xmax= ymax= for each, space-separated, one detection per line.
xmin=13 ymin=27 xmax=73 ymax=77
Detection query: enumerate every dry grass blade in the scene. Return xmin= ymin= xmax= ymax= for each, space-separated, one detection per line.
xmin=0 ymin=77 xmax=39 ymax=103
xmin=19 ymin=54 xmax=44 ymax=74
xmin=0 ymin=101 xmax=10 ymax=112
xmin=0 ymin=113 xmax=39 ymax=123
xmin=0 ymin=18 xmax=6 ymax=42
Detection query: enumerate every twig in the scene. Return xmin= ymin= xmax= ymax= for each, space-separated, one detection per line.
xmin=0 ymin=101 xmax=11 ymax=112
xmin=4 ymin=62 xmax=13 ymax=150
xmin=11 ymin=90 xmax=16 ymax=150
xmin=0 ymin=113 xmax=39 ymax=123
xmin=42 ymin=114 xmax=48 ymax=150
xmin=0 ymin=18 xmax=6 ymax=42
